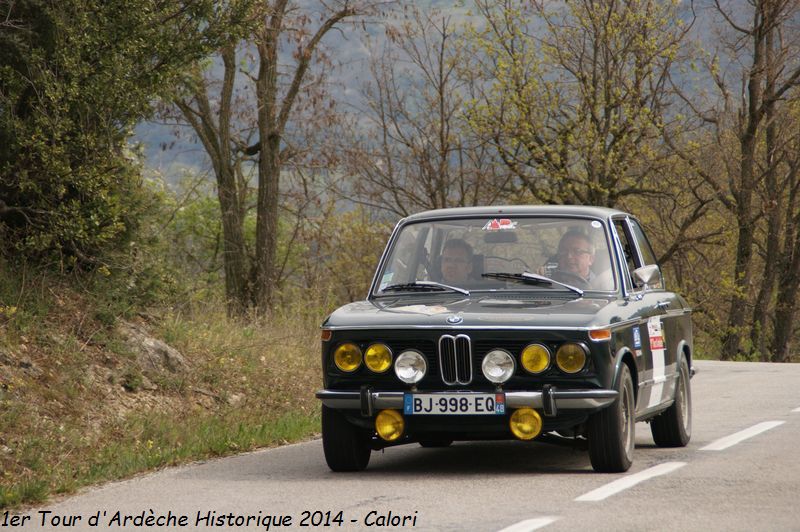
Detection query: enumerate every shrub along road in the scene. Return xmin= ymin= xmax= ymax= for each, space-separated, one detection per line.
xmin=16 ymin=360 xmax=800 ymax=531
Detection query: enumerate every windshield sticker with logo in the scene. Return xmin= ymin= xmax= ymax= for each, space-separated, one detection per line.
xmin=482 ymin=218 xmax=518 ymax=231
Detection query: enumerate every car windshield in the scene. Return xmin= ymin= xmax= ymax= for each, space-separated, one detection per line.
xmin=374 ymin=216 xmax=616 ymax=295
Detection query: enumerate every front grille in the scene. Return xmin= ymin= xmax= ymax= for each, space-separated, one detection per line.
xmin=439 ymin=334 xmax=472 ymax=385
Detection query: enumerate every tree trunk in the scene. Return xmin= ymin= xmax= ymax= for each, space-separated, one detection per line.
xmin=254 ymin=134 xmax=281 ymax=310
xmin=750 ymin=23 xmax=779 ymax=361
xmin=720 ymin=4 xmax=765 ymax=360
xmin=720 ymin=196 xmax=755 ymax=360
xmin=217 ymin=169 xmax=249 ymax=315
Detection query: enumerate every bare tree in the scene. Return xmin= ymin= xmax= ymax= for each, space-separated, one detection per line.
xmin=173 ymin=1 xmax=383 ymax=314
xmin=342 ymin=7 xmax=510 ymax=217
xmin=703 ymin=0 xmax=800 ymax=359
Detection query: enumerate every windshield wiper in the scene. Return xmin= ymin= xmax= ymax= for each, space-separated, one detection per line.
xmin=381 ymin=281 xmax=470 ymax=296
xmin=481 ymin=271 xmax=584 ymax=297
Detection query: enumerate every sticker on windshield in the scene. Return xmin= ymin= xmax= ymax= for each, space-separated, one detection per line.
xmin=482 ymin=218 xmax=517 ymax=231
xmin=379 ymin=272 xmax=393 ymax=290
xmin=591 ymin=221 xmax=602 ymax=229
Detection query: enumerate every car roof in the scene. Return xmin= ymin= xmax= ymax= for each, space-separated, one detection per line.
xmin=403 ymin=205 xmax=628 ymax=222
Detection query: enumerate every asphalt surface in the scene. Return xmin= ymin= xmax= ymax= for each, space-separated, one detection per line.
xmin=11 ymin=360 xmax=800 ymax=532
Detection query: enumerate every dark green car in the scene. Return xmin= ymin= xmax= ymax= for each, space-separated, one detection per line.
xmin=316 ymin=206 xmax=693 ymax=473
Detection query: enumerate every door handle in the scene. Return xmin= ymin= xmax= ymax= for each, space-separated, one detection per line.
xmin=654 ymin=300 xmax=670 ymax=311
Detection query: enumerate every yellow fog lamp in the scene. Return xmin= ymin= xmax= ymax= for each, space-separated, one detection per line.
xmin=333 ymin=343 xmax=362 ymax=372
xmin=509 ymin=408 xmax=543 ymax=440
xmin=521 ymin=343 xmax=551 ymax=374
xmin=556 ymin=343 xmax=588 ymax=374
xmin=375 ymin=409 xmax=405 ymax=441
xmin=365 ymin=343 xmax=393 ymax=373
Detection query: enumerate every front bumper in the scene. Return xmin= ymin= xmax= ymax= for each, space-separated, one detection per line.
xmin=316 ymin=387 xmax=617 ymax=418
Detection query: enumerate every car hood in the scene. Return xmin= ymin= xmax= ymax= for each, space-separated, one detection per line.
xmin=323 ymin=295 xmax=620 ymax=330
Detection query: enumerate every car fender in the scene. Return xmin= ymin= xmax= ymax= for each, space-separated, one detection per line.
xmin=612 ymin=346 xmax=639 ymax=403
xmin=674 ymin=338 xmax=692 ymax=375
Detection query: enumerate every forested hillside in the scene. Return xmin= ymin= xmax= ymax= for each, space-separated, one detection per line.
xmin=2 ymin=0 xmax=799 ymax=508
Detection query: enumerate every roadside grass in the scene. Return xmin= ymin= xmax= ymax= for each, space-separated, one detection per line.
xmin=0 ymin=269 xmax=324 ymax=510
xmin=0 ymin=409 xmax=320 ymax=508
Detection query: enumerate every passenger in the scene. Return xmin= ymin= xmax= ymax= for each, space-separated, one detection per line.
xmin=439 ymin=239 xmax=473 ymax=284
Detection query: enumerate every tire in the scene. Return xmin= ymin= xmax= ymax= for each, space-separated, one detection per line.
xmin=588 ymin=363 xmax=635 ymax=473
xmin=650 ymin=356 xmax=692 ymax=447
xmin=321 ymin=405 xmax=371 ymax=472
xmin=419 ymin=439 xmax=453 ymax=448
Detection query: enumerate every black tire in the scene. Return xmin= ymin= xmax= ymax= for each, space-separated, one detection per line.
xmin=650 ymin=356 xmax=692 ymax=447
xmin=321 ymin=405 xmax=371 ymax=472
xmin=419 ymin=439 xmax=453 ymax=448
xmin=588 ymin=363 xmax=635 ymax=473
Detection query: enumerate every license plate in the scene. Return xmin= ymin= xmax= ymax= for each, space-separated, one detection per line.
xmin=403 ymin=393 xmax=506 ymax=415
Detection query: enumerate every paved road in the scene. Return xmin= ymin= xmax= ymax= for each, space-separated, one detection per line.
xmin=12 ymin=360 xmax=800 ymax=531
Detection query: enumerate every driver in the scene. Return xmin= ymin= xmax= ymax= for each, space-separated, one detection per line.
xmin=440 ymin=239 xmax=473 ymax=284
xmin=553 ymin=230 xmax=596 ymax=286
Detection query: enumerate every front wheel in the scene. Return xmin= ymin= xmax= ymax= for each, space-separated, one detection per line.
xmin=650 ymin=356 xmax=692 ymax=447
xmin=588 ymin=363 xmax=635 ymax=472
xmin=322 ymin=405 xmax=371 ymax=472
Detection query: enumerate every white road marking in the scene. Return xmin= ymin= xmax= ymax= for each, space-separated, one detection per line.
xmin=574 ymin=462 xmax=686 ymax=502
xmin=792 ymin=407 xmax=800 ymax=413
xmin=699 ymin=421 xmax=785 ymax=451
xmin=497 ymin=517 xmax=560 ymax=532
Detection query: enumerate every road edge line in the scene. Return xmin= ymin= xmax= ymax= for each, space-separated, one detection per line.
xmin=574 ymin=462 xmax=686 ymax=502
xmin=699 ymin=421 xmax=785 ymax=451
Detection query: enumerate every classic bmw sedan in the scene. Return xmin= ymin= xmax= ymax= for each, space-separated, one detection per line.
xmin=316 ymin=206 xmax=693 ymax=473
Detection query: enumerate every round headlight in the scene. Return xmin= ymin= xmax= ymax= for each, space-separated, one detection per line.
xmin=365 ymin=343 xmax=392 ymax=373
xmin=394 ymin=350 xmax=427 ymax=384
xmin=521 ymin=343 xmax=551 ymax=374
xmin=482 ymin=349 xmax=515 ymax=384
xmin=556 ymin=343 xmax=587 ymax=374
xmin=333 ymin=343 xmax=362 ymax=372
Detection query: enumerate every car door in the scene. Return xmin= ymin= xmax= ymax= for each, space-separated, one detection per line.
xmin=612 ymin=216 xmax=677 ymax=416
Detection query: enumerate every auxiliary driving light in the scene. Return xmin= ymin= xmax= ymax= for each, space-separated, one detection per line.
xmin=509 ymin=408 xmax=543 ymax=440
xmin=375 ymin=409 xmax=404 ymax=441
xmin=521 ymin=343 xmax=551 ymax=374
xmin=482 ymin=349 xmax=515 ymax=383
xmin=333 ymin=343 xmax=362 ymax=372
xmin=365 ymin=343 xmax=393 ymax=373
xmin=556 ymin=343 xmax=587 ymax=374
xmin=394 ymin=350 xmax=427 ymax=384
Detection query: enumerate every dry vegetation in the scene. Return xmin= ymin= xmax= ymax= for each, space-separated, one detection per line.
xmin=0 ymin=272 xmax=322 ymax=508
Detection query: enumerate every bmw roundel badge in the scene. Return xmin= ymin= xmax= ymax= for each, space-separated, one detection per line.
xmin=446 ymin=315 xmax=463 ymax=324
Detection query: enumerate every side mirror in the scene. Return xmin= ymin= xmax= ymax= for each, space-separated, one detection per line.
xmin=632 ymin=264 xmax=662 ymax=291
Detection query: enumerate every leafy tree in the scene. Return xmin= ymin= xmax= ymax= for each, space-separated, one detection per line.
xmin=0 ymin=0 xmax=241 ymax=266
xmin=464 ymin=0 xmax=692 ymax=207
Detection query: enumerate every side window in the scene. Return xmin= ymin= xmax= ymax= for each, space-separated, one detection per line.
xmin=613 ymin=220 xmax=637 ymax=290
xmin=630 ymin=220 xmax=658 ymax=266
xmin=629 ymin=219 xmax=664 ymax=290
